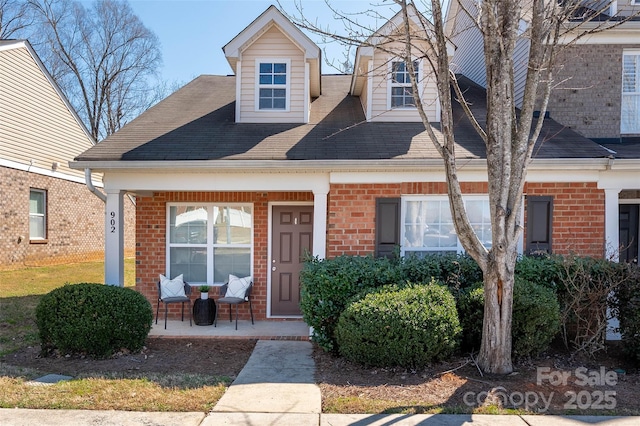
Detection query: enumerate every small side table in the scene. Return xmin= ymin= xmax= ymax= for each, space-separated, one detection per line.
xmin=193 ymin=298 xmax=216 ymax=326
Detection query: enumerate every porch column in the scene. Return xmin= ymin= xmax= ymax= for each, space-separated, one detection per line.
xmin=604 ymin=188 xmax=621 ymax=340
xmin=604 ymin=188 xmax=621 ymax=262
xmin=313 ymin=188 xmax=328 ymax=259
xmin=105 ymin=189 xmax=125 ymax=286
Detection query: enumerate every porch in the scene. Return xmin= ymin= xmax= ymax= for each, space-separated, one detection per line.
xmin=149 ymin=319 xmax=311 ymax=340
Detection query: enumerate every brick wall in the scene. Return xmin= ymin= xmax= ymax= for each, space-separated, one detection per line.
xmin=140 ymin=183 xmax=605 ymax=319
xmin=327 ymin=182 xmax=489 ymax=257
xmin=0 ymin=166 xmax=135 ymax=268
xmin=136 ymin=191 xmax=313 ymax=320
xmin=328 ymin=181 xmax=604 ymax=258
xmin=548 ymin=44 xmax=640 ymax=139
xmin=525 ymin=182 xmax=605 ymax=257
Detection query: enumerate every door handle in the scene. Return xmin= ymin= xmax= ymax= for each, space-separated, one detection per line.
xmin=272 ymin=266 xmax=276 ymax=271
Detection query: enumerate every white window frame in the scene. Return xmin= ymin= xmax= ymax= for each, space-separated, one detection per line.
xmin=166 ymin=203 xmax=253 ymax=286
xmin=387 ymin=58 xmax=422 ymax=110
xmin=29 ymin=188 xmax=47 ymax=241
xmin=622 ymin=49 xmax=640 ymax=134
xmin=255 ymin=58 xmax=291 ymax=112
xmin=401 ymin=195 xmax=493 ymax=256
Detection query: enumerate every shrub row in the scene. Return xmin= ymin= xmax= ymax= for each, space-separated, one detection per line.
xmin=36 ymin=283 xmax=153 ymax=358
xmin=301 ymin=253 xmax=640 ymax=364
xmin=300 ymin=253 xmax=481 ymax=352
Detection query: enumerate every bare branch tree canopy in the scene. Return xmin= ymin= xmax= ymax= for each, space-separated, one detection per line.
xmin=25 ymin=0 xmax=163 ymax=141
xmin=284 ymin=0 xmax=635 ymax=374
xmin=0 ymin=0 xmax=35 ymax=38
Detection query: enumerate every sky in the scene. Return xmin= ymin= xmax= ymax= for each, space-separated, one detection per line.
xmin=126 ymin=0 xmax=396 ymax=86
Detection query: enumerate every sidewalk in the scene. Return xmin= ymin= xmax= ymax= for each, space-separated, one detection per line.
xmin=1 ymin=340 xmax=639 ymax=425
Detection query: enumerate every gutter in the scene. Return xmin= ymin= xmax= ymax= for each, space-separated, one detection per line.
xmin=69 ymin=157 xmax=618 ymax=173
xmin=85 ymin=168 xmax=106 ymax=202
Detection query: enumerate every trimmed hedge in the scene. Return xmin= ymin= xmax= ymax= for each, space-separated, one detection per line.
xmin=335 ymin=281 xmax=461 ymax=367
xmin=300 ymin=253 xmax=482 ymax=352
xmin=457 ymin=277 xmax=560 ymax=357
xmin=612 ymin=264 xmax=640 ymax=363
xmin=36 ymin=283 xmax=153 ymax=358
xmin=300 ymin=255 xmax=400 ymax=352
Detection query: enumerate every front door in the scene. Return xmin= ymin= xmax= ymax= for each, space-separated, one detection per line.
xmin=271 ymin=205 xmax=313 ymax=316
xmin=619 ymin=204 xmax=639 ymax=263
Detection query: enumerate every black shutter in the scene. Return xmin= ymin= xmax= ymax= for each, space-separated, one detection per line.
xmin=375 ymin=198 xmax=400 ymax=258
xmin=526 ymin=196 xmax=553 ymax=255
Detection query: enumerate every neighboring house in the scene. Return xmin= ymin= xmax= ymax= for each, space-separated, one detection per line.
xmin=446 ymin=0 xmax=640 ymax=262
xmin=71 ymin=5 xmax=640 ymax=322
xmin=0 ymin=40 xmax=135 ymax=268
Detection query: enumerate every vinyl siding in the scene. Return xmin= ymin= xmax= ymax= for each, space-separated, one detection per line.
xmin=449 ymin=0 xmax=486 ymax=88
xmin=238 ymin=25 xmax=306 ymax=123
xmin=368 ymin=42 xmax=439 ymax=123
xmin=512 ymin=38 xmax=531 ymax=108
xmin=617 ymin=0 xmax=640 ymax=16
xmin=449 ymin=0 xmax=531 ymax=108
xmin=0 ymin=46 xmax=94 ymax=181
xmin=359 ymin=62 xmax=370 ymax=119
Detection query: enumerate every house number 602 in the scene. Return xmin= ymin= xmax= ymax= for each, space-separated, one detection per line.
xmin=110 ymin=211 xmax=116 ymax=233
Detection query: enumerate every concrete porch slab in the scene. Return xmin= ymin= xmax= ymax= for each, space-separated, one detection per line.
xmin=149 ymin=319 xmax=310 ymax=340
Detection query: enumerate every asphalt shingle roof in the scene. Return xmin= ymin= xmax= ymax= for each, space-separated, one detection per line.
xmin=76 ymin=74 xmax=614 ymax=162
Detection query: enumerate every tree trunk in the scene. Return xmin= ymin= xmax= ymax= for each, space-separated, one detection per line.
xmin=478 ymin=255 xmax=515 ymax=374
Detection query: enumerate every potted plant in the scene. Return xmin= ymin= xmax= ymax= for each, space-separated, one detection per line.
xmin=197 ymin=285 xmax=210 ymax=299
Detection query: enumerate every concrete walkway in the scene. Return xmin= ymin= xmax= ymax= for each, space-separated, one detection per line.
xmin=207 ymin=340 xmax=321 ymax=423
xmin=1 ymin=340 xmax=640 ymax=425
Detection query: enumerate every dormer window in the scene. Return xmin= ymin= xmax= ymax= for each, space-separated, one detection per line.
xmin=257 ymin=59 xmax=290 ymax=111
xmin=390 ymin=60 xmax=419 ymax=108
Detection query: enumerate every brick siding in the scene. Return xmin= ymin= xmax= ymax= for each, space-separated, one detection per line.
xmin=136 ymin=191 xmax=313 ymax=321
xmin=141 ymin=183 xmax=605 ymax=319
xmin=0 ymin=166 xmax=135 ymax=268
xmin=548 ymin=44 xmax=640 ymax=139
xmin=525 ymin=182 xmax=605 ymax=257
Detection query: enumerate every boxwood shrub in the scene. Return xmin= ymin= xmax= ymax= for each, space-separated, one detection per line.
xmin=457 ymin=277 xmax=560 ymax=357
xmin=335 ymin=281 xmax=461 ymax=367
xmin=611 ymin=264 xmax=640 ymax=363
xmin=36 ymin=283 xmax=153 ymax=358
xmin=300 ymin=255 xmax=400 ymax=352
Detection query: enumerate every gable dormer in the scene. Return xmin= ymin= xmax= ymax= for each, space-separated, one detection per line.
xmin=350 ymin=6 xmax=454 ymax=123
xmin=223 ymin=5 xmax=321 ymax=124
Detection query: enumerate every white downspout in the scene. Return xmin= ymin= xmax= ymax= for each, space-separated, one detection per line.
xmin=85 ymin=168 xmax=106 ymax=202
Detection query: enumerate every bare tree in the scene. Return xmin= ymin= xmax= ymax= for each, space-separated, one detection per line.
xmin=285 ymin=0 xmax=632 ymax=374
xmin=28 ymin=0 xmax=162 ymax=140
xmin=0 ymin=0 xmax=35 ymax=38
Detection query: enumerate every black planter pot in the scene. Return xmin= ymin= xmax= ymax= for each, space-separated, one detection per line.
xmin=193 ymin=298 xmax=216 ymax=326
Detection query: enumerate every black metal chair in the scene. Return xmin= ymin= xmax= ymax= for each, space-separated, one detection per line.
xmin=156 ymin=280 xmax=192 ymax=329
xmin=215 ymin=280 xmax=254 ymax=330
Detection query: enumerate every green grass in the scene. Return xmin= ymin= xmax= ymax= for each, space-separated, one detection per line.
xmin=0 ymin=259 xmax=238 ymax=412
xmin=0 ymin=259 xmax=135 ymax=356
xmin=0 ymin=373 xmax=229 ymax=412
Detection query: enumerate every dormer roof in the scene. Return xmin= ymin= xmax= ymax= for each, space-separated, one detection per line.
xmin=350 ymin=4 xmax=455 ymax=96
xmin=222 ymin=5 xmax=321 ymax=97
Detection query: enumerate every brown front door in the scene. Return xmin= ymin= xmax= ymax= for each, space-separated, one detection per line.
xmin=271 ymin=205 xmax=313 ymax=316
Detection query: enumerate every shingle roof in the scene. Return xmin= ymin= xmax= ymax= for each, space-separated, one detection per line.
xmin=75 ymin=74 xmax=613 ymax=162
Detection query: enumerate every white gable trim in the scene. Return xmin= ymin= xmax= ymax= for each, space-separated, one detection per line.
xmin=223 ymin=5 xmax=319 ymax=62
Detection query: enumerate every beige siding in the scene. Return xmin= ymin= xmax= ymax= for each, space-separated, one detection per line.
xmin=0 ymin=46 xmax=93 ymax=181
xmin=359 ymin=60 xmax=370 ymax=118
xmin=368 ymin=42 xmax=439 ymax=123
xmin=238 ymin=25 xmax=306 ymax=123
